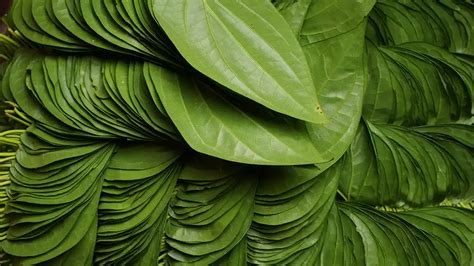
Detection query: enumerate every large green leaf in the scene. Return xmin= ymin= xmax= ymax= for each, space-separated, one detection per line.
xmin=152 ymin=0 xmax=326 ymax=123
xmin=150 ymin=0 xmax=374 ymax=166
xmin=152 ymin=63 xmax=325 ymax=165
xmin=303 ymin=20 xmax=368 ymax=169
xmin=275 ymin=0 xmax=375 ymax=170
xmin=1 ymin=0 xmax=473 ymax=265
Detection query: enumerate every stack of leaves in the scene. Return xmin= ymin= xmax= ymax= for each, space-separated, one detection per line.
xmin=166 ymin=155 xmax=257 ymax=265
xmin=0 ymin=102 xmax=25 ymax=265
xmin=0 ymin=0 xmax=472 ymax=265
xmin=95 ymin=143 xmax=181 ymax=264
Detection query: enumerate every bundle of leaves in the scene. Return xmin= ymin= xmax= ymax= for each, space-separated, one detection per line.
xmin=0 ymin=0 xmax=473 ymax=265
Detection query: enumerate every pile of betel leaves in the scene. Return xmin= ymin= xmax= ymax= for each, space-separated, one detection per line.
xmin=0 ymin=0 xmax=473 ymax=265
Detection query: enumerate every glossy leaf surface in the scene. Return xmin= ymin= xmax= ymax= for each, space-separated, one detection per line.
xmin=152 ymin=0 xmax=326 ymax=123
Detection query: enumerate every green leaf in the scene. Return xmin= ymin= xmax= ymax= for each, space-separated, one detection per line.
xmin=1 ymin=0 xmax=473 ymax=265
xmin=303 ymin=19 xmax=368 ymax=169
xmin=40 ymin=215 xmax=98 ymax=266
xmin=248 ymin=159 xmax=342 ymax=264
xmin=299 ymin=0 xmax=375 ymax=44
xmin=94 ymin=142 xmax=181 ymax=265
xmin=367 ymin=0 xmax=474 ymax=56
xmin=363 ymin=42 xmax=472 ymax=125
xmin=249 ymin=156 xmax=474 ymax=265
xmin=2 ymin=129 xmax=116 ymax=264
xmin=276 ymin=0 xmax=374 ymax=170
xmin=333 ymin=203 xmax=474 ymax=266
xmin=151 ymin=64 xmax=325 ymax=165
xmin=152 ymin=0 xmax=326 ymax=123
xmin=4 ymin=51 xmax=180 ymax=141
xmin=211 ymin=238 xmax=247 ymax=266
xmin=272 ymin=0 xmax=312 ymax=35
xmin=166 ymin=154 xmax=257 ymax=265
xmin=339 ymin=121 xmax=474 ymax=207
xmin=8 ymin=0 xmax=183 ymax=66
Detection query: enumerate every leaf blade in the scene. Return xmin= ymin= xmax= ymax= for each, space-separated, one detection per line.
xmin=152 ymin=0 xmax=326 ymax=123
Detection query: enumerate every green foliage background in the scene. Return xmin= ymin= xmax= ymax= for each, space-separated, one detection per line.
xmin=0 ymin=0 xmax=472 ymax=265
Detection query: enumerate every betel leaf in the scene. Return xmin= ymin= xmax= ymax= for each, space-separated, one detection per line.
xmin=276 ymin=0 xmax=374 ymax=171
xmin=303 ymin=19 xmax=368 ymax=169
xmin=151 ymin=0 xmax=326 ymax=123
xmin=248 ymin=159 xmax=341 ymax=264
xmin=333 ymin=203 xmax=474 ymax=266
xmin=0 ymin=0 xmax=473 ymax=265
xmin=2 ymin=129 xmax=116 ymax=265
xmin=272 ymin=0 xmax=312 ymax=36
xmin=299 ymin=0 xmax=375 ymax=44
xmin=338 ymin=121 xmax=474 ymax=207
xmin=367 ymin=0 xmax=473 ymax=56
xmin=363 ymin=42 xmax=472 ymax=125
xmin=95 ymin=142 xmax=181 ymax=265
xmin=250 ymin=156 xmax=474 ymax=265
xmin=166 ymin=154 xmax=257 ymax=265
xmin=151 ymin=64 xmax=325 ymax=165
xmin=4 ymin=51 xmax=180 ymax=141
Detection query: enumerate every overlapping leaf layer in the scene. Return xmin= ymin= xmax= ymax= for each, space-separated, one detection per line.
xmin=0 ymin=0 xmax=472 ymax=265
